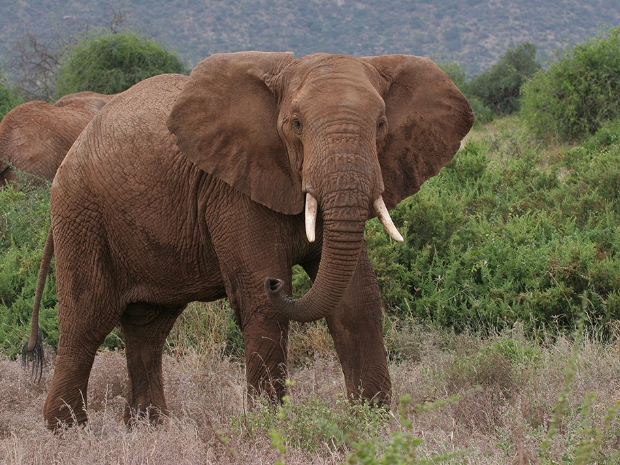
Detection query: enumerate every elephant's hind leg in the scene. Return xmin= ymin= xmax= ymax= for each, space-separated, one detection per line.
xmin=44 ymin=303 xmax=121 ymax=430
xmin=120 ymin=302 xmax=185 ymax=425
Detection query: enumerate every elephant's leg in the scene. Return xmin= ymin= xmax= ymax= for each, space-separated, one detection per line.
xmin=228 ymin=277 xmax=291 ymax=405
xmin=120 ymin=303 xmax=185 ymax=424
xmin=44 ymin=303 xmax=121 ymax=429
xmin=310 ymin=249 xmax=391 ymax=406
xmin=243 ymin=307 xmax=290 ymax=404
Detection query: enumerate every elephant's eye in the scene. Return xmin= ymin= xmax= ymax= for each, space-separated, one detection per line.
xmin=292 ymin=116 xmax=303 ymax=134
xmin=377 ymin=118 xmax=388 ymax=133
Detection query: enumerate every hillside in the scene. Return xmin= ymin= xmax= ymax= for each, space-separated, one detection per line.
xmin=1 ymin=0 xmax=620 ymax=76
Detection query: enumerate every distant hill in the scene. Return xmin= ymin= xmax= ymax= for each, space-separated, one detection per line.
xmin=1 ymin=0 xmax=619 ymax=76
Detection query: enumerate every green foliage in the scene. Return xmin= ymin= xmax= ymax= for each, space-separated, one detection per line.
xmin=438 ymin=62 xmax=467 ymax=89
xmin=468 ymin=42 xmax=541 ymax=116
xmin=366 ymin=123 xmax=620 ymax=336
xmin=0 ymin=183 xmax=56 ymax=356
xmin=55 ymin=31 xmax=187 ymax=97
xmin=3 ymin=115 xmax=620 ymax=359
xmin=345 ymin=395 xmax=463 ymax=464
xmin=165 ymin=300 xmax=244 ymax=359
xmin=521 ymin=26 xmax=620 ymax=142
xmin=0 ymin=69 xmax=23 ymax=119
xmin=580 ymin=119 xmax=620 ymax=151
xmin=466 ymin=95 xmax=494 ymax=126
xmin=233 ymin=386 xmax=389 ymax=453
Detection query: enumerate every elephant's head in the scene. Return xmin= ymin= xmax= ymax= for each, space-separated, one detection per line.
xmin=167 ymin=52 xmax=474 ymax=322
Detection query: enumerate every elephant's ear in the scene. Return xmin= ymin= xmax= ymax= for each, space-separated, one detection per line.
xmin=361 ymin=55 xmax=474 ymax=210
xmin=167 ymin=51 xmax=302 ymax=215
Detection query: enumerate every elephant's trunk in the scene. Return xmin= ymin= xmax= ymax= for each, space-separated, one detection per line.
xmin=266 ymin=211 xmax=368 ymax=322
xmin=266 ymin=142 xmax=378 ymax=322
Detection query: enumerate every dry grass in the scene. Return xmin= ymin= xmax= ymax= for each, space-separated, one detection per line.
xmin=2 ymin=311 xmax=620 ymax=464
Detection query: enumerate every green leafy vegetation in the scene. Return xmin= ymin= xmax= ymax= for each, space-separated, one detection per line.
xmin=521 ymin=25 xmax=620 ymax=142
xmin=0 ymin=182 xmax=56 ymax=355
xmin=54 ymin=31 xmax=187 ymax=96
xmin=468 ymin=42 xmax=541 ymax=117
xmin=0 ymin=68 xmax=22 ymax=118
xmin=233 ymin=386 xmax=389 ymax=454
xmin=4 ymin=120 xmax=620 ymax=354
xmin=367 ymin=123 xmax=620 ymax=336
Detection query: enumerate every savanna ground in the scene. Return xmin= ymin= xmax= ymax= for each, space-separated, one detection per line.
xmin=2 ymin=302 xmax=620 ymax=464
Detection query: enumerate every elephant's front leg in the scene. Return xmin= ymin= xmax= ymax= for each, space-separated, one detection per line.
xmin=319 ymin=248 xmax=392 ymax=405
xmin=120 ymin=303 xmax=185 ymax=424
xmin=228 ymin=279 xmax=291 ymax=405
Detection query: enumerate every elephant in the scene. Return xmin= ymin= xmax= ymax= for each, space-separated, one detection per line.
xmin=0 ymin=91 xmax=116 ymax=186
xmin=24 ymin=51 xmax=473 ymax=430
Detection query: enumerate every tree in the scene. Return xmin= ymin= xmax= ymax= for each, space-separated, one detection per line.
xmin=521 ymin=26 xmax=620 ymax=142
xmin=54 ymin=31 xmax=187 ymax=97
xmin=7 ymin=29 xmax=75 ymax=101
xmin=468 ymin=42 xmax=541 ymax=116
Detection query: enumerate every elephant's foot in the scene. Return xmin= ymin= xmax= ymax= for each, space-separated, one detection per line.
xmin=44 ymin=353 xmax=94 ymax=431
xmin=124 ymin=403 xmax=168 ymax=427
xmin=44 ymin=389 xmax=89 ymax=431
xmin=246 ymin=376 xmax=287 ymax=409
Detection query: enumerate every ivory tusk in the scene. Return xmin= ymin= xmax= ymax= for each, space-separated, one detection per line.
xmin=373 ymin=196 xmax=404 ymax=242
xmin=305 ymin=193 xmax=318 ymax=243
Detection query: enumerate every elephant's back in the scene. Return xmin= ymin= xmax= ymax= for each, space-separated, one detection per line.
xmin=55 ymin=74 xmax=190 ymax=193
xmin=0 ymin=100 xmax=94 ymax=182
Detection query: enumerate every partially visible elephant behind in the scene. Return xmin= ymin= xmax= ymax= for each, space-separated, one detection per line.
xmin=0 ymin=91 xmax=116 ymax=186
xmin=25 ymin=51 xmax=473 ymax=430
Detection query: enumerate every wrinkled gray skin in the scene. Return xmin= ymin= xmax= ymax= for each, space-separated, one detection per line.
xmin=27 ymin=52 xmax=473 ymax=430
xmin=0 ymin=92 xmax=115 ymax=186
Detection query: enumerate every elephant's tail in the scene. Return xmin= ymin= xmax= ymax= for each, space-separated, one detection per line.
xmin=22 ymin=228 xmax=54 ymax=384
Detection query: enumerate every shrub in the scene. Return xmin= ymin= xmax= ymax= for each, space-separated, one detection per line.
xmin=0 ymin=70 xmax=23 ymax=119
xmin=468 ymin=42 xmax=541 ymax=116
xmin=233 ymin=389 xmax=389 ymax=453
xmin=366 ymin=128 xmax=620 ymax=336
xmin=55 ymin=31 xmax=187 ymax=96
xmin=0 ymin=184 xmax=56 ymax=356
xmin=521 ymin=26 xmax=620 ymax=142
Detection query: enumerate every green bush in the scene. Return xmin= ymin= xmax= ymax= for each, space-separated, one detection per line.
xmin=366 ymin=127 xmax=620 ymax=336
xmin=55 ymin=31 xmax=187 ymax=96
xmin=0 ymin=70 xmax=23 ymax=119
xmin=468 ymin=42 xmax=541 ymax=116
xmin=0 ymin=184 xmax=57 ymax=356
xmin=3 ymin=117 xmax=620 ymax=356
xmin=521 ymin=26 xmax=620 ymax=142
xmin=232 ymin=389 xmax=389 ymax=454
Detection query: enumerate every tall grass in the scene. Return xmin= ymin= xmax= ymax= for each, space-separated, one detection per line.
xmin=0 ymin=182 xmax=57 ymax=356
xmin=2 ymin=316 xmax=619 ymax=464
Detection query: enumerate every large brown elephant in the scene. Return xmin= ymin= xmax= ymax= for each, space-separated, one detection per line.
xmin=0 ymin=91 xmax=115 ymax=186
xmin=25 ymin=52 xmax=473 ymax=430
